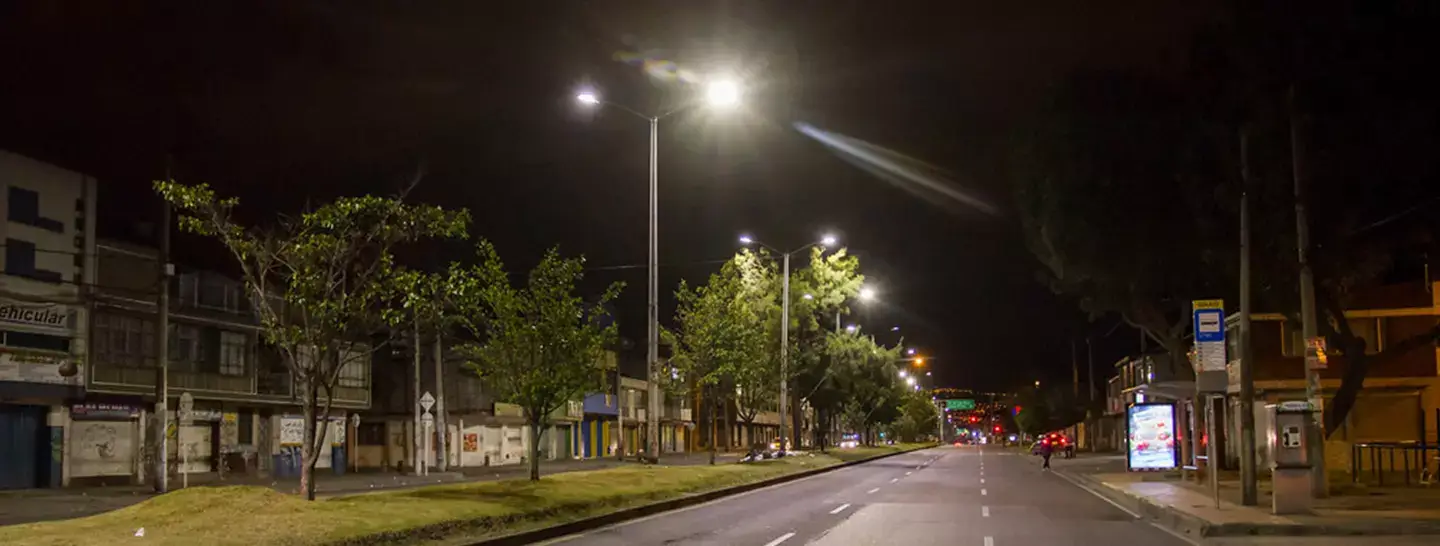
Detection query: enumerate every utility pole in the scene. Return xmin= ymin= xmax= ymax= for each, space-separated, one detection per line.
xmin=646 ymin=117 xmax=662 ymax=463
xmin=152 ymin=192 xmax=172 ymax=494
xmin=412 ymin=320 xmax=422 ymax=475
xmin=433 ymin=335 xmax=447 ymax=472
xmin=1087 ymin=337 xmax=1096 ymax=451
xmin=1238 ymin=127 xmax=1259 ymax=506
xmin=778 ymin=252 xmax=791 ymax=454
xmin=1291 ymin=86 xmax=1328 ymax=497
xmin=616 ymin=363 xmax=625 ymax=460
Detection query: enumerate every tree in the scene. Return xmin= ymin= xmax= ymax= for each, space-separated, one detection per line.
xmin=394 ymin=264 xmax=470 ymax=473
xmin=155 ymin=180 xmax=468 ymax=499
xmin=828 ymin=330 xmax=903 ymax=445
xmin=1008 ymin=70 xmax=1231 ymax=377
xmin=665 ymin=251 xmax=775 ymax=463
xmin=456 ymin=241 xmax=620 ymax=480
xmin=785 ymin=248 xmax=865 ymax=448
xmin=893 ymin=391 xmax=940 ymax=442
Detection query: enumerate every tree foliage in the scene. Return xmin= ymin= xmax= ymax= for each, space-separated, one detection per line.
xmin=154 ymin=180 xmax=469 ymax=499
xmin=455 ymin=240 xmax=621 ymax=480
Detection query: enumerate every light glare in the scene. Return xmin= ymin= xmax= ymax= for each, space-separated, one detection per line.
xmin=576 ymin=92 xmax=599 ymax=105
xmin=706 ymin=79 xmax=741 ymax=106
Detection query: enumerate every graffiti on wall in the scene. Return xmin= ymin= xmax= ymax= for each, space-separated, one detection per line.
xmin=463 ymin=433 xmax=478 ymax=452
xmin=71 ymin=421 xmax=135 ymax=477
xmin=279 ymin=417 xmax=304 ymax=446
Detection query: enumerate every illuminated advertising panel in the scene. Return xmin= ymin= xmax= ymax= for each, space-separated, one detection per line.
xmin=1126 ymin=402 xmax=1178 ymax=471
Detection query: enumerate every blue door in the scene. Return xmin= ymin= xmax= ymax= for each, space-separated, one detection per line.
xmin=0 ymin=405 xmax=46 ymax=490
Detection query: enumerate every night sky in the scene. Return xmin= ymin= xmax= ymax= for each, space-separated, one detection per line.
xmin=0 ymin=1 xmax=1226 ymax=391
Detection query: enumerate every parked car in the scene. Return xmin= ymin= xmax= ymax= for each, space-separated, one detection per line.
xmin=1030 ymin=433 xmax=1071 ymax=455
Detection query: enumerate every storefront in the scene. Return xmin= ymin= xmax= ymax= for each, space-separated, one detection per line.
xmin=67 ymin=402 xmax=141 ymax=486
xmin=0 ymin=299 xmax=83 ymax=490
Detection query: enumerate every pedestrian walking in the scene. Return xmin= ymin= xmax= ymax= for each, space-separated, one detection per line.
xmin=1040 ymin=440 xmax=1054 ymax=471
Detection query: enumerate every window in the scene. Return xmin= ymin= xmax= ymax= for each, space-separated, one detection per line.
xmin=2 ymin=330 xmax=71 ymax=352
xmin=8 ymin=187 xmax=63 ymax=232
xmin=237 ymin=412 xmax=253 ymax=445
xmin=358 ymin=423 xmax=386 ymax=446
xmin=4 ymin=238 xmax=60 ymax=283
xmin=336 ymin=346 xmax=370 ymax=388
xmin=93 ymin=313 xmax=156 ymax=367
xmin=1331 ymin=318 xmax=1381 ymax=355
xmin=169 ymin=324 xmax=202 ymax=371
xmin=218 ymin=331 xmax=248 ymax=376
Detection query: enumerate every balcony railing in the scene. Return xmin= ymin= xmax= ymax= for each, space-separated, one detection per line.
xmin=91 ymin=367 xmax=251 ymax=394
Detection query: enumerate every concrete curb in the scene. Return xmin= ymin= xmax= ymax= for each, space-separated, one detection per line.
xmin=1057 ymin=469 xmax=1440 ymax=537
xmin=455 ymin=446 xmax=936 ymax=546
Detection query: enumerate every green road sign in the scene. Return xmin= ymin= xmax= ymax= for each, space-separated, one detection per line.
xmin=946 ymin=399 xmax=975 ymax=411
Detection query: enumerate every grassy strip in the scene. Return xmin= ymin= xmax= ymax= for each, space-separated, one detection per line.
xmin=1 ymin=444 xmax=931 ymax=546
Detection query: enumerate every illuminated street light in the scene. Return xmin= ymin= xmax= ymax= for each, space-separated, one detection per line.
xmin=706 ymin=79 xmax=741 ymax=107
xmin=907 ymin=348 xmax=917 ymax=356
xmin=906 ymin=376 xmax=917 ymax=386
xmin=859 ymin=287 xmax=876 ymax=301
xmin=736 ymin=232 xmax=841 ymax=454
xmin=575 ymin=75 xmax=743 ymax=463
xmin=891 ymin=326 xmax=900 ymax=332
xmin=899 ymin=370 xmax=908 ymax=378
xmin=802 ymin=293 xmax=814 ymax=300
xmin=845 ymin=324 xmax=858 ymax=333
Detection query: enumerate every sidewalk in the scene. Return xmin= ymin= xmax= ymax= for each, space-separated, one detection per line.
xmin=1052 ymin=453 xmax=1440 ymax=538
xmin=0 ymin=451 xmax=740 ymax=527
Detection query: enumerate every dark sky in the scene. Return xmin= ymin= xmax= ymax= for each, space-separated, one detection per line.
xmin=0 ymin=1 xmax=1224 ymax=391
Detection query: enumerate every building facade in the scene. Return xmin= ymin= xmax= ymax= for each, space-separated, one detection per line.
xmin=74 ymin=239 xmax=370 ymax=486
xmin=1222 ymin=280 xmax=1440 ymax=473
xmin=0 ymin=150 xmax=97 ymax=490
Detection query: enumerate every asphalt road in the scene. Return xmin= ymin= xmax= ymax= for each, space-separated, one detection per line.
xmin=546 ymin=445 xmax=1193 ymax=546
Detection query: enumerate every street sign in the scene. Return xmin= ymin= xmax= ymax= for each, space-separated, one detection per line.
xmin=421 ymin=413 xmax=434 ymax=426
xmin=178 ymin=392 xmax=194 ymax=420
xmin=945 ymin=399 xmax=975 ymax=411
xmin=1192 ymin=300 xmax=1226 ymax=373
xmin=420 ymin=391 xmax=435 ymax=412
xmin=350 ymin=413 xmax=361 ymax=428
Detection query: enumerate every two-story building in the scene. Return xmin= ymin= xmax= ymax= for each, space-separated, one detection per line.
xmin=1223 ymin=280 xmax=1440 ymax=474
xmin=0 ymin=150 xmax=97 ymax=490
xmin=77 ymin=239 xmax=367 ymax=486
xmin=363 ymin=340 xmax=594 ymax=471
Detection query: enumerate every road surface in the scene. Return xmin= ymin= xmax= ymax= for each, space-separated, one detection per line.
xmin=547 ymin=445 xmax=1192 ymax=546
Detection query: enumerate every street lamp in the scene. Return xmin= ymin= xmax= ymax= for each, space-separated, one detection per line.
xmin=578 ymin=80 xmax=740 ymax=462
xmin=740 ymin=233 xmax=838 ymax=454
xmin=906 ymin=348 xmax=917 ymax=356
xmin=859 ymin=287 xmax=876 ymax=302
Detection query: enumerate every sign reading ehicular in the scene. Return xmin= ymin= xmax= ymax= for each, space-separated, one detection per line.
xmin=0 ymin=300 xmax=72 ymax=333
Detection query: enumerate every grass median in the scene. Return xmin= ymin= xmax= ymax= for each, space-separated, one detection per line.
xmin=1 ymin=443 xmax=931 ymax=546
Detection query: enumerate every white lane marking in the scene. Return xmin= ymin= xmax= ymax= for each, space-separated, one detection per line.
xmin=984 ymin=537 xmax=994 ymax=546
xmin=890 ymin=478 xmax=898 ymax=483
xmin=981 ymin=488 xmax=987 ymax=496
xmin=980 ymin=478 xmax=985 ymax=484
xmin=1050 ymin=468 xmax=1141 ymax=519
xmin=982 ymin=506 xmax=990 ymax=517
xmin=763 ymin=532 xmax=797 ymax=546
xmin=867 ymin=487 xmax=880 ymax=494
xmin=829 ymin=503 xmax=851 ymax=515
xmin=905 ymin=471 xmax=912 ymax=476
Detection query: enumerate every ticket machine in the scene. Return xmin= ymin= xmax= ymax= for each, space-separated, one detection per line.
xmin=1267 ymin=401 xmax=1315 ymax=514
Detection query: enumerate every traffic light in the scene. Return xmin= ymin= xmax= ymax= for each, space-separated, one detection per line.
xmin=993 ymin=425 xmax=1002 ymax=434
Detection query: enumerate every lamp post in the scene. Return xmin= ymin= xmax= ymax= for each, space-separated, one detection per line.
xmin=739 ymin=233 xmax=837 ymax=454
xmin=578 ymin=79 xmax=739 ymax=461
